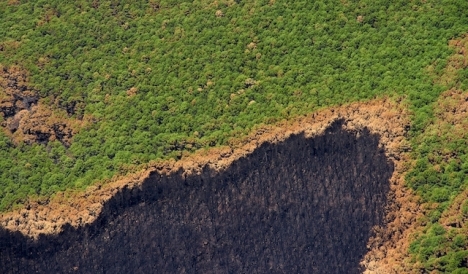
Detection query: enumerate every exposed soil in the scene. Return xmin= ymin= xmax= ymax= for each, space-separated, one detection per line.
xmin=0 ymin=98 xmax=420 ymax=273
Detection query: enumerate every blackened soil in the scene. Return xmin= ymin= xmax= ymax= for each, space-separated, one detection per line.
xmin=0 ymin=120 xmax=393 ymax=274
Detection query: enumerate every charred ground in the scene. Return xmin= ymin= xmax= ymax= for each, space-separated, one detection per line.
xmin=0 ymin=120 xmax=393 ymax=273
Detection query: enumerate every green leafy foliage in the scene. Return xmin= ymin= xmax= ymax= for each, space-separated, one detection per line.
xmin=409 ymin=224 xmax=468 ymax=272
xmin=1 ymin=0 xmax=468 ymax=271
xmin=405 ymin=89 xmax=468 ymax=272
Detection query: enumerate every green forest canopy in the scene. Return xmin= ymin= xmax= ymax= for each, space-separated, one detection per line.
xmin=1 ymin=0 xmax=468 ymax=272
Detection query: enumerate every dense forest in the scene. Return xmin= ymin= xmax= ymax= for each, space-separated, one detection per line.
xmin=1 ymin=0 xmax=468 ymax=272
